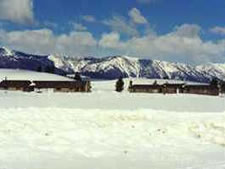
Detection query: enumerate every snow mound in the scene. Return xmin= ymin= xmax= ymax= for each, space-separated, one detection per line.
xmin=189 ymin=120 xmax=225 ymax=147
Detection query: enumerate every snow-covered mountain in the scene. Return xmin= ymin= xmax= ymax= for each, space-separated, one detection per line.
xmin=67 ymin=55 xmax=225 ymax=82
xmin=0 ymin=47 xmax=68 ymax=75
xmin=0 ymin=47 xmax=225 ymax=82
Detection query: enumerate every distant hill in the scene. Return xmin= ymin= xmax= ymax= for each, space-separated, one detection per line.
xmin=0 ymin=69 xmax=73 ymax=81
xmin=1 ymin=47 xmax=225 ymax=82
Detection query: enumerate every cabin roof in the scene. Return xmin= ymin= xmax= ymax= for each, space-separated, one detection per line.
xmin=33 ymin=80 xmax=87 ymax=88
xmin=131 ymin=84 xmax=162 ymax=89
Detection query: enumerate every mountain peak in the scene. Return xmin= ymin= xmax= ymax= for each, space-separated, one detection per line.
xmin=109 ymin=55 xmax=139 ymax=61
xmin=0 ymin=46 xmax=14 ymax=56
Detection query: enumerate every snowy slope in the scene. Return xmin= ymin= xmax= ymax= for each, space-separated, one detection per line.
xmin=69 ymin=56 xmax=141 ymax=79
xmin=196 ymin=63 xmax=225 ymax=80
xmin=0 ymin=69 xmax=73 ymax=81
xmin=48 ymin=54 xmax=74 ymax=73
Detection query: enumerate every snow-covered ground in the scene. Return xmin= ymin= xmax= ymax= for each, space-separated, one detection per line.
xmin=0 ymin=69 xmax=225 ymax=169
xmin=0 ymin=69 xmax=73 ymax=81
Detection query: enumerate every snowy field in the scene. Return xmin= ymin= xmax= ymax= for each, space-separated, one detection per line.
xmin=0 ymin=69 xmax=225 ymax=169
xmin=0 ymin=69 xmax=73 ymax=81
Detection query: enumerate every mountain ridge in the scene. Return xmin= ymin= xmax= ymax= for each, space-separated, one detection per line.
xmin=0 ymin=47 xmax=225 ymax=82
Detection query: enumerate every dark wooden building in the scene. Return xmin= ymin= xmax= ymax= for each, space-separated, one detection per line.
xmin=183 ymin=85 xmax=219 ymax=96
xmin=129 ymin=81 xmax=184 ymax=94
xmin=33 ymin=80 xmax=91 ymax=92
xmin=0 ymin=80 xmax=34 ymax=92
xmin=220 ymin=81 xmax=225 ymax=94
xmin=0 ymin=80 xmax=91 ymax=93
xmin=128 ymin=81 xmax=220 ymax=96
xmin=129 ymin=83 xmax=163 ymax=93
xmin=162 ymin=83 xmax=185 ymax=94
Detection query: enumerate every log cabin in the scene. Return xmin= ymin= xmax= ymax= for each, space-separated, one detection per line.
xmin=0 ymin=80 xmax=34 ymax=92
xmin=162 ymin=83 xmax=185 ymax=94
xmin=128 ymin=81 xmax=163 ymax=93
xmin=0 ymin=80 xmax=91 ymax=93
xmin=183 ymin=84 xmax=219 ymax=96
xmin=128 ymin=81 xmax=220 ymax=96
xmin=33 ymin=80 xmax=91 ymax=92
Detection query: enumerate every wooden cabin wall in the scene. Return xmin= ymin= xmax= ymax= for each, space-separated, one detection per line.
xmin=128 ymin=84 xmax=220 ymax=96
xmin=183 ymin=88 xmax=219 ymax=96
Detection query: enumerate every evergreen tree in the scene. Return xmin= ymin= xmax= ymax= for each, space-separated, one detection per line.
xmin=115 ymin=77 xmax=124 ymax=92
xmin=210 ymin=78 xmax=218 ymax=87
xmin=49 ymin=66 xmax=55 ymax=73
xmin=37 ymin=66 xmax=42 ymax=72
xmin=163 ymin=75 xmax=169 ymax=80
xmin=74 ymin=72 xmax=82 ymax=81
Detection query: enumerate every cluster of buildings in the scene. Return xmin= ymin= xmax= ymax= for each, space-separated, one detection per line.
xmin=128 ymin=81 xmax=221 ymax=96
xmin=0 ymin=77 xmax=224 ymax=96
xmin=0 ymin=80 xmax=91 ymax=93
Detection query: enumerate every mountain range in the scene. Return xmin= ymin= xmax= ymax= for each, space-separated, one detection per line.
xmin=0 ymin=47 xmax=225 ymax=82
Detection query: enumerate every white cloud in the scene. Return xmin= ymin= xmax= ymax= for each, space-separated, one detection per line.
xmin=103 ymin=8 xmax=149 ymax=37
xmin=128 ymin=8 xmax=148 ymax=24
xmin=0 ymin=29 xmax=97 ymax=56
xmin=56 ymin=31 xmax=97 ymax=56
xmin=43 ymin=21 xmax=58 ymax=29
xmin=0 ymin=29 xmax=55 ymax=54
xmin=0 ymin=24 xmax=225 ymax=64
xmin=103 ymin=16 xmax=139 ymax=37
xmin=82 ymin=15 xmax=96 ymax=23
xmin=210 ymin=26 xmax=225 ymax=36
xmin=99 ymin=32 xmax=125 ymax=49
xmin=98 ymin=24 xmax=225 ymax=64
xmin=72 ymin=23 xmax=87 ymax=31
xmin=0 ymin=0 xmax=34 ymax=24
xmin=172 ymin=24 xmax=201 ymax=38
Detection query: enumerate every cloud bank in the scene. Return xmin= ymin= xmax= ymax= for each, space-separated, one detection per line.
xmin=1 ymin=23 xmax=225 ymax=65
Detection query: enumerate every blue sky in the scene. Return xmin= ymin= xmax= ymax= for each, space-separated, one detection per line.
xmin=0 ymin=0 xmax=225 ymax=64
